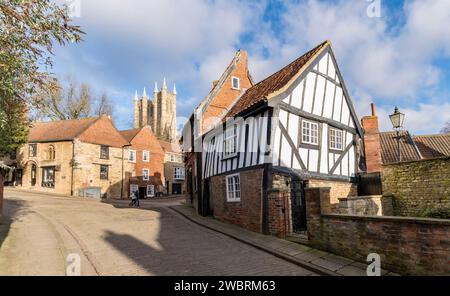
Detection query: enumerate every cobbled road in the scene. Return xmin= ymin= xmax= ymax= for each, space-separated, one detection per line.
xmin=0 ymin=189 xmax=317 ymax=276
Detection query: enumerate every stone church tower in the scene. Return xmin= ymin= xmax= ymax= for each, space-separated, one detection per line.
xmin=134 ymin=79 xmax=177 ymax=142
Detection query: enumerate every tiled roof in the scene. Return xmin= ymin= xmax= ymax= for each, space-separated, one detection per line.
xmin=380 ymin=131 xmax=422 ymax=164
xmin=224 ymin=41 xmax=329 ymax=120
xmin=28 ymin=118 xmax=98 ymax=143
xmin=29 ymin=116 xmax=130 ymax=148
xmin=159 ymin=140 xmax=182 ymax=154
xmin=413 ymin=134 xmax=450 ymax=159
xmin=119 ymin=128 xmax=142 ymax=142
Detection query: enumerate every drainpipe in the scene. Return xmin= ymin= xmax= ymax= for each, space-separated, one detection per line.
xmin=121 ymin=146 xmax=124 ymax=200
xmin=70 ymin=140 xmax=75 ymax=196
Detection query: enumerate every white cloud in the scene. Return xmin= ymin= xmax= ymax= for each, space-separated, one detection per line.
xmin=53 ymin=0 xmax=450 ymax=134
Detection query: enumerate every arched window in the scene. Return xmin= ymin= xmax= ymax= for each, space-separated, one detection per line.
xmin=48 ymin=145 xmax=55 ymax=160
xmin=31 ymin=164 xmax=37 ymax=186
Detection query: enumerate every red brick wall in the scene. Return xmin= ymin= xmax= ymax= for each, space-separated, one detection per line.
xmin=361 ymin=115 xmax=382 ymax=173
xmin=209 ymin=168 xmax=264 ymax=233
xmin=201 ymin=51 xmax=253 ymax=134
xmin=128 ymin=127 xmax=165 ymax=195
xmin=306 ymin=187 xmax=450 ymax=276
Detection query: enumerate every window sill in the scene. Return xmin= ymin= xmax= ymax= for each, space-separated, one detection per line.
xmin=226 ymin=200 xmax=241 ymax=203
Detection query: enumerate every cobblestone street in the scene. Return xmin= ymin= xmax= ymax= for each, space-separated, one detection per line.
xmin=0 ymin=189 xmax=317 ymax=276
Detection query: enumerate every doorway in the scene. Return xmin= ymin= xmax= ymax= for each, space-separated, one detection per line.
xmin=290 ymin=179 xmax=307 ymax=232
xmin=171 ymin=183 xmax=182 ymax=195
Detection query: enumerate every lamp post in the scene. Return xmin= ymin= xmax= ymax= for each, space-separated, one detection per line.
xmin=389 ymin=107 xmax=405 ymax=162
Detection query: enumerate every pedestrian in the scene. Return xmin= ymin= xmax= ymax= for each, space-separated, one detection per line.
xmin=135 ymin=189 xmax=140 ymax=207
xmin=129 ymin=189 xmax=138 ymax=207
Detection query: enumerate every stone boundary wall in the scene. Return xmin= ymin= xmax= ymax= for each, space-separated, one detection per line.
xmin=381 ymin=157 xmax=450 ymax=217
xmin=337 ymin=195 xmax=393 ymax=216
xmin=0 ymin=174 xmax=3 ymax=216
xmin=306 ymin=187 xmax=450 ymax=275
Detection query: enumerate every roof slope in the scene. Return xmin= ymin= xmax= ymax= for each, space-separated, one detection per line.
xmin=380 ymin=131 xmax=422 ymax=164
xmin=119 ymin=128 xmax=142 ymax=142
xmin=413 ymin=134 xmax=450 ymax=159
xmin=225 ymin=41 xmax=329 ymax=119
xmin=28 ymin=118 xmax=98 ymax=143
xmin=159 ymin=140 xmax=182 ymax=153
xmin=29 ymin=116 xmax=130 ymax=148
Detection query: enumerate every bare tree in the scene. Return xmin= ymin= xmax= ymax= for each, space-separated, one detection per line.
xmin=33 ymin=76 xmax=93 ymax=121
xmin=441 ymin=120 xmax=450 ymax=134
xmin=95 ymin=92 xmax=113 ymax=117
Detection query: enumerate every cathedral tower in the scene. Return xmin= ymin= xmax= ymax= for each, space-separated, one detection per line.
xmin=133 ymin=79 xmax=177 ymax=142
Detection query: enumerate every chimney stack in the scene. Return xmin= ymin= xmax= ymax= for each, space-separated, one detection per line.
xmin=361 ymin=103 xmax=382 ymax=173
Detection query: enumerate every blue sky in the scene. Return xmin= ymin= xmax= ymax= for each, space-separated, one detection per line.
xmin=52 ymin=0 xmax=450 ymax=134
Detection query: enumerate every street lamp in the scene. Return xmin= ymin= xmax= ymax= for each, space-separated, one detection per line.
xmin=389 ymin=107 xmax=405 ymax=162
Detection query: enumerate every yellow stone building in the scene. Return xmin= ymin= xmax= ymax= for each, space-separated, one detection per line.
xmin=3 ymin=116 xmax=134 ymax=199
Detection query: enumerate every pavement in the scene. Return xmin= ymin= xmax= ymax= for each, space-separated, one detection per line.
xmin=0 ymin=188 xmax=318 ymax=276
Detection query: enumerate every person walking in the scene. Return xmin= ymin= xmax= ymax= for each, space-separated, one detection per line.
xmin=129 ymin=189 xmax=138 ymax=207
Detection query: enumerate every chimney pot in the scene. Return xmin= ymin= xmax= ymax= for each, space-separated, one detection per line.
xmin=371 ymin=103 xmax=376 ymax=116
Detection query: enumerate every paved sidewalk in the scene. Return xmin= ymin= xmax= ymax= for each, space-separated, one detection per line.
xmin=170 ymin=204 xmax=400 ymax=276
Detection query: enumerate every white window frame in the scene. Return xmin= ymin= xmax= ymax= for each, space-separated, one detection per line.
xmin=329 ymin=128 xmax=344 ymax=151
xmin=128 ymin=150 xmax=136 ymax=163
xmin=301 ymin=120 xmax=319 ymax=145
xmin=142 ymin=150 xmax=150 ymax=162
xmin=231 ymin=76 xmax=240 ymax=90
xmin=146 ymin=185 xmax=155 ymax=198
xmin=174 ymin=167 xmax=185 ymax=180
xmin=224 ymin=124 xmax=238 ymax=157
xmin=143 ymin=169 xmax=150 ymax=181
xmin=226 ymin=173 xmax=241 ymax=202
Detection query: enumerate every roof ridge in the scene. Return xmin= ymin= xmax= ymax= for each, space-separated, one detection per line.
xmin=252 ymin=40 xmax=329 ymax=90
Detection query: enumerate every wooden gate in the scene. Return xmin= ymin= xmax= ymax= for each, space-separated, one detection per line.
xmin=290 ymin=180 xmax=307 ymax=232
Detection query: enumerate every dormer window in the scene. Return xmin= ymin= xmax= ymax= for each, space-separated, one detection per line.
xmin=231 ymin=76 xmax=240 ymax=90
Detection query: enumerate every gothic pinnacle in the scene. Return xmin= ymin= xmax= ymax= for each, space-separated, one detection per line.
xmin=163 ymin=77 xmax=167 ymax=90
xmin=154 ymin=82 xmax=158 ymax=93
xmin=143 ymin=87 xmax=147 ymax=98
xmin=173 ymin=83 xmax=177 ymax=95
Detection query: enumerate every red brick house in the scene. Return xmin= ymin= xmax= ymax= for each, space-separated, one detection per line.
xmin=181 ymin=49 xmax=254 ymax=214
xmin=120 ymin=126 xmax=165 ymax=198
xmin=190 ymin=41 xmax=366 ymax=235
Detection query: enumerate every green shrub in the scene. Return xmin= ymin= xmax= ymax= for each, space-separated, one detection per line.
xmin=418 ymin=208 xmax=450 ymax=219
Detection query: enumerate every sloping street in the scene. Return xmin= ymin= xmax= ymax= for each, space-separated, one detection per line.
xmin=0 ymin=189 xmax=317 ymax=276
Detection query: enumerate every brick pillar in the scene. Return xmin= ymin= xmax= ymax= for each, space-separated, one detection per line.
xmin=361 ymin=103 xmax=382 ymax=173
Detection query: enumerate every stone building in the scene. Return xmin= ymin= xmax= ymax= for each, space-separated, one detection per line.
xmin=3 ymin=116 xmax=132 ymax=199
xmin=159 ymin=140 xmax=185 ymax=195
xmin=120 ymin=126 xmax=166 ymax=198
xmin=134 ymin=79 xmax=177 ymax=142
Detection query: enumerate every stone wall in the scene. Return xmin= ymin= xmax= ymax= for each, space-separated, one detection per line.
xmin=17 ymin=141 xmax=74 ymax=196
xmin=306 ymin=187 xmax=450 ymax=275
xmin=306 ymin=179 xmax=358 ymax=206
xmin=0 ymin=173 xmax=3 ymax=217
xmin=73 ymin=141 xmax=131 ymax=199
xmin=209 ymin=168 xmax=264 ymax=233
xmin=381 ymin=157 xmax=450 ymax=217
xmin=338 ymin=195 xmax=393 ymax=216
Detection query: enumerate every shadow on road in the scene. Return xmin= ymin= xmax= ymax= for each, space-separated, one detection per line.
xmin=0 ymin=197 xmax=30 ymax=249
